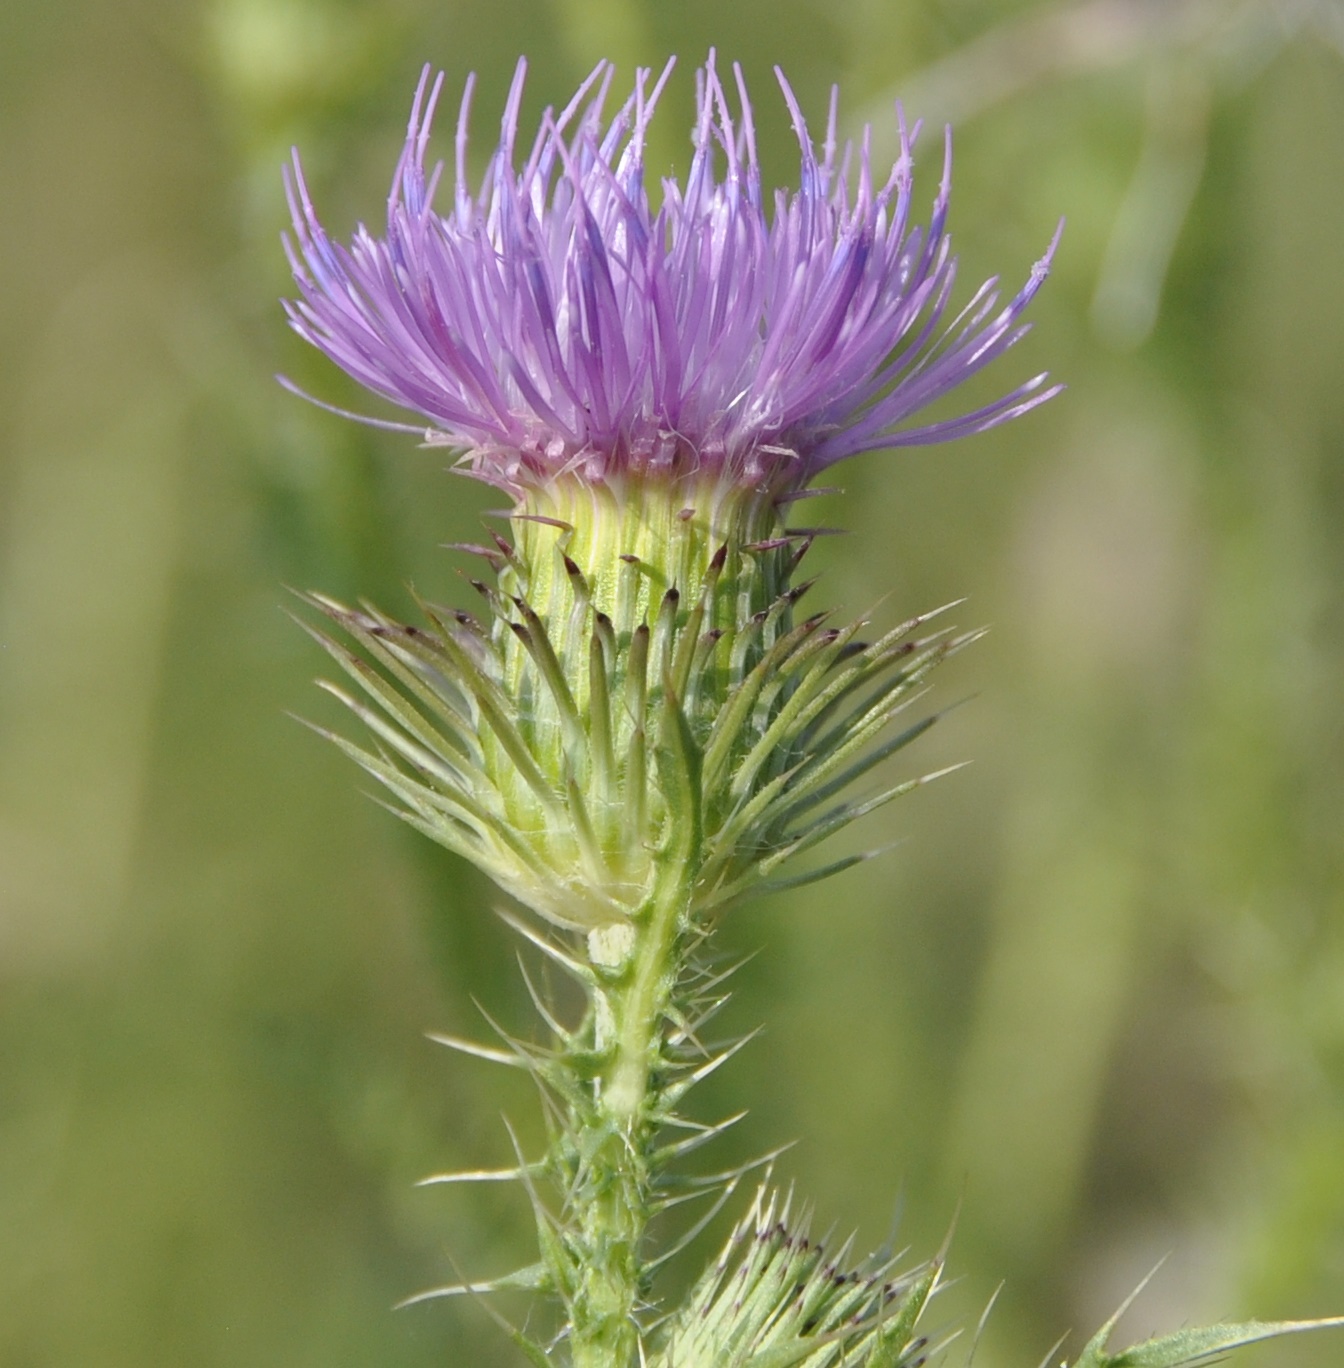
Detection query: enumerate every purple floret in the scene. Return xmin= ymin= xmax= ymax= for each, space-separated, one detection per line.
xmin=283 ymin=54 xmax=1059 ymax=495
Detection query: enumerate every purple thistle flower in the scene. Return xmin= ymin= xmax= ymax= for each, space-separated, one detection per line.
xmin=283 ymin=54 xmax=1059 ymax=496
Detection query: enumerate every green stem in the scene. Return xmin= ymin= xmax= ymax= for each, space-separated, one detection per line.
xmin=570 ymin=872 xmax=691 ymax=1368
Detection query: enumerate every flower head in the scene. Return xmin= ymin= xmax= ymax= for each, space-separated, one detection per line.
xmin=284 ymin=54 xmax=1058 ymax=497
xmin=288 ymin=55 xmax=1055 ymax=942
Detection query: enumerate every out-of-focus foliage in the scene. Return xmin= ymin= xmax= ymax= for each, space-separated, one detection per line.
xmin=1 ymin=1 xmax=1341 ymax=1364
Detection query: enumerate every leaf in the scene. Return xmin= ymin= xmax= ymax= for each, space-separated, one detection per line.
xmin=395 ymin=1260 xmax=548 ymax=1307
xmin=1075 ymin=1317 xmax=1344 ymax=1368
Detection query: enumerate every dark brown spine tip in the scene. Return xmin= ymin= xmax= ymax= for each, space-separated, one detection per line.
xmin=443 ymin=541 xmax=505 ymax=569
xmin=509 ymin=621 xmax=532 ymax=645
xmin=785 ymin=538 xmax=815 ymax=575
xmin=708 ymin=543 xmax=729 ymax=572
xmin=489 ymin=530 xmax=517 ymax=559
xmin=619 ymin=552 xmax=641 ymax=565
xmin=676 ymin=506 xmax=696 ymax=521
xmin=517 ymin=598 xmax=546 ymax=629
xmin=512 ymin=512 xmax=573 ymax=530
xmin=661 ymin=586 xmax=680 ymax=607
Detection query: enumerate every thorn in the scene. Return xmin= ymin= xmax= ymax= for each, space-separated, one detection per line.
xmin=967 ymin=1283 xmax=1004 ymax=1368
xmin=647 ymin=1174 xmax=743 ymax=1271
xmin=442 ymin=541 xmax=506 ymax=569
xmin=500 ymin=1113 xmax=561 ymax=1241
xmin=515 ymin=951 xmax=570 ymax=1038
xmin=489 ymin=529 xmax=519 ymax=562
xmin=683 ymin=1028 xmax=762 ymax=1086
xmin=655 ymin=1110 xmax=749 ymax=1162
xmin=1032 ymin=1334 xmax=1069 ymax=1368
xmin=919 ymin=760 xmax=972 ymax=786
xmin=425 ymin=1032 xmax=527 ymax=1068
xmin=785 ymin=575 xmax=819 ymax=605
xmin=468 ymin=998 xmax=559 ymax=1079
xmin=417 ymin=1166 xmax=536 ymax=1186
xmin=396 ymin=1283 xmax=474 ymax=1306
xmin=784 ymin=536 xmax=816 ymax=577
xmin=493 ymin=905 xmax=595 ymax=983
xmin=394 ymin=1260 xmax=546 ymax=1308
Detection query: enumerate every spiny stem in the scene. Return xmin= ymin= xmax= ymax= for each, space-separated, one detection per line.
xmin=605 ymin=879 xmax=688 ymax=1125
xmin=571 ymin=873 xmax=693 ymax=1368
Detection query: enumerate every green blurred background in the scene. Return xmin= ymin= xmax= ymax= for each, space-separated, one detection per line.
xmin=3 ymin=0 xmax=1343 ymax=1363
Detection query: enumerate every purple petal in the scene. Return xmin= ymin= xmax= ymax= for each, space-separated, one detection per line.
xmin=282 ymin=56 xmax=1059 ymax=494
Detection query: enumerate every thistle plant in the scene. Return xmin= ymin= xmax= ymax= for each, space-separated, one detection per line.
xmin=281 ymin=54 xmax=1340 ymax=1368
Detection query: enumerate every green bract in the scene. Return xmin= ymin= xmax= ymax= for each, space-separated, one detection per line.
xmin=303 ymin=475 xmax=966 ymax=935
xmin=652 ymin=1187 xmax=943 ymax=1368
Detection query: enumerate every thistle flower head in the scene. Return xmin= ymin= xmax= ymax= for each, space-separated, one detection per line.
xmin=284 ymin=54 xmax=1059 ymax=499
xmin=285 ymin=55 xmax=1052 ymax=940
